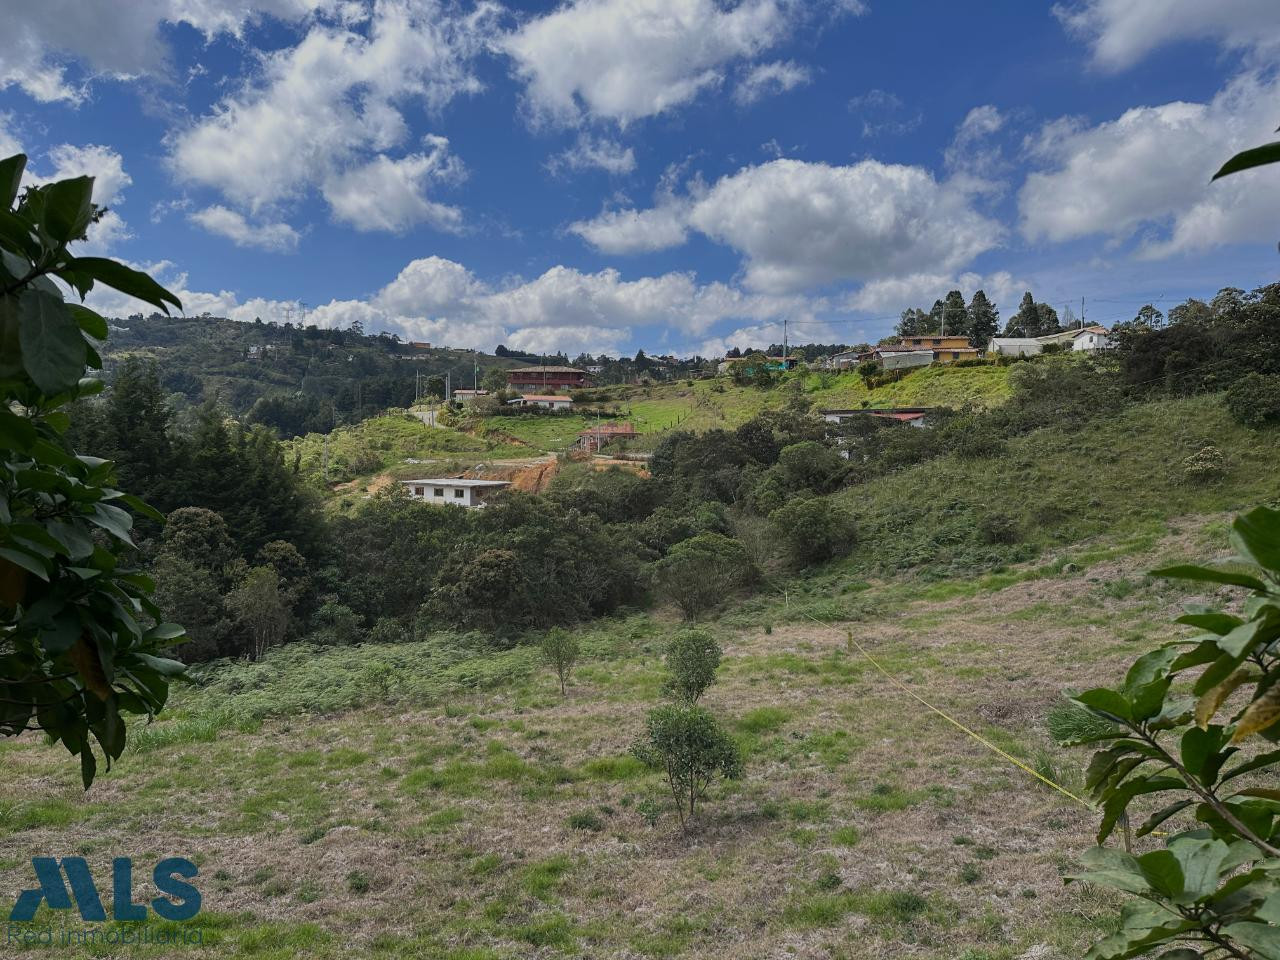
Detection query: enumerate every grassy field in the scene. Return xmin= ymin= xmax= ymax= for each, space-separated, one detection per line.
xmin=0 ymin=516 xmax=1241 ymax=959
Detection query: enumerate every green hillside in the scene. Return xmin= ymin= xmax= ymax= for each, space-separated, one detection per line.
xmin=5 ymin=387 xmax=1277 ymax=958
xmin=286 ymin=411 xmax=533 ymax=489
xmin=99 ymin=313 xmax=517 ymax=429
xmin=488 ymin=364 xmax=1015 ymax=453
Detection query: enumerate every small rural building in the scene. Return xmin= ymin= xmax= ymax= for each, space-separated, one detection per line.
xmin=887 ymin=335 xmax=979 ymax=363
xmin=452 ymin=389 xmax=489 ymax=404
xmin=988 ymin=337 xmax=1041 ymax=357
xmin=402 ymin=478 xmax=510 ymax=508
xmin=510 ymin=394 xmax=573 ymax=410
xmin=825 ymin=349 xmax=863 ymax=370
xmin=821 ymin=407 xmax=934 ymax=429
xmin=875 ymin=348 xmax=935 ymax=371
xmin=576 ymin=422 xmax=639 ymax=452
xmin=990 ymin=325 xmax=1111 ymax=357
xmin=507 ymin=365 xmax=590 ymax=391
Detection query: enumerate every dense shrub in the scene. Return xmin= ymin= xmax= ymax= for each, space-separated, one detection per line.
xmin=769 ymin=497 xmax=857 ymax=565
xmin=976 ymin=513 xmax=1020 ymax=546
xmin=1180 ymin=443 xmax=1227 ymax=484
xmin=1225 ymin=371 xmax=1280 ymax=427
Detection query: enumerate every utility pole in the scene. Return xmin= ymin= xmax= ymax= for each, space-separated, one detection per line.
xmin=1081 ymin=296 xmax=1086 ymax=328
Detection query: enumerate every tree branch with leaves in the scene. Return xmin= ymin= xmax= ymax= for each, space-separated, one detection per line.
xmin=1062 ymin=506 xmax=1280 ymax=959
xmin=0 ymin=153 xmax=187 ymax=787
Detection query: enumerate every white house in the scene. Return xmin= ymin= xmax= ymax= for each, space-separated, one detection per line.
xmin=402 ymin=478 xmax=510 ymax=508
xmin=452 ymin=389 xmax=488 ymax=404
xmin=510 ymin=394 xmax=573 ymax=410
xmin=990 ymin=325 xmax=1111 ymax=357
xmin=988 ymin=337 xmax=1042 ymax=357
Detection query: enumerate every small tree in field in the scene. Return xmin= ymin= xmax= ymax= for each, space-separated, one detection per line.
xmin=541 ymin=627 xmax=579 ymax=696
xmin=633 ymin=704 xmax=743 ymax=829
xmin=663 ymin=629 xmax=721 ymax=704
xmin=1061 ymin=506 xmax=1280 ymax=959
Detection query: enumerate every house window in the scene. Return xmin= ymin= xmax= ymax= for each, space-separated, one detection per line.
xmin=454 ymin=489 xmax=464 ymax=499
xmin=433 ymin=488 xmax=443 ymax=497
xmin=414 ymin=486 xmax=424 ymax=497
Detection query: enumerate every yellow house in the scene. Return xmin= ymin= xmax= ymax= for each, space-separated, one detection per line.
xmin=891 ymin=335 xmax=979 ymax=363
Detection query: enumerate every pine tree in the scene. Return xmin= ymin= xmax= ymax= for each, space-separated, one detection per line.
xmin=104 ymin=358 xmax=175 ymax=509
xmin=939 ymin=290 xmax=968 ymax=338
xmin=1004 ymin=292 xmax=1038 ymax=337
xmin=967 ymin=290 xmax=1000 ymax=349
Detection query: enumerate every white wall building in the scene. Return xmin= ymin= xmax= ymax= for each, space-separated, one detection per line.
xmin=402 ymin=479 xmax=510 ymax=508
xmin=511 ymin=394 xmax=573 ymax=410
xmin=990 ymin=325 xmax=1111 ymax=357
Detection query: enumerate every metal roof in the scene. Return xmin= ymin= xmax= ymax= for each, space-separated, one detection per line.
xmin=401 ymin=479 xmax=511 ymax=487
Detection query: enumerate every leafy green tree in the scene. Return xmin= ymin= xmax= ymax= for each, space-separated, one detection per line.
xmin=225 ymin=565 xmax=290 ymax=661
xmin=159 ymin=507 xmax=238 ymax=580
xmin=1132 ymin=303 xmax=1165 ymax=330
xmin=0 ymin=153 xmax=187 ymax=786
xmin=541 ymin=627 xmax=580 ymax=696
xmin=151 ymin=554 xmax=231 ymax=662
xmin=653 ymin=532 xmax=757 ymax=619
xmin=769 ymin=497 xmax=857 ymax=565
xmin=663 ymin=630 xmax=722 ymax=704
xmin=481 ymin=367 xmax=508 ymax=393
xmin=967 ymin=290 xmax=1000 ymax=349
xmin=1061 ymin=506 xmax=1280 ymax=959
xmin=633 ymin=705 xmax=743 ymax=829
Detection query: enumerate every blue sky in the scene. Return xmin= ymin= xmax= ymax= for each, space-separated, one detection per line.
xmin=2 ymin=0 xmax=1279 ymax=356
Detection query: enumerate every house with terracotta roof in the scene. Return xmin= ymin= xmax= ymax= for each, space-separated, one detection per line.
xmin=820 ymin=407 xmax=935 ymax=429
xmin=506 ymin=365 xmax=590 ymax=391
xmin=576 ymin=422 xmax=639 ymax=452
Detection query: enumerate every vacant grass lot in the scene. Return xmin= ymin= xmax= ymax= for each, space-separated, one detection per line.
xmin=1 ymin=511 xmax=1257 ymax=960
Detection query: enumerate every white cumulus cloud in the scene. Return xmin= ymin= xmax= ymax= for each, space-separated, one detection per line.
xmin=547 ymin=134 xmax=637 ymax=176
xmin=502 ymin=0 xmax=860 ymax=126
xmin=0 ymin=0 xmax=335 ymax=103
xmin=170 ymin=0 xmax=490 ymax=232
xmin=734 ymin=60 xmax=811 ymax=105
xmin=575 ymin=158 xmax=1002 ymax=294
xmin=190 ymin=205 xmax=301 ymax=251
xmin=1055 ymin=0 xmax=1280 ymax=71
xmin=323 ymin=138 xmax=465 ymax=232
xmin=1018 ymin=71 xmax=1280 ymax=258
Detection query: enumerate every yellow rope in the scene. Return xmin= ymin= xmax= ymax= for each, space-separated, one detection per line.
xmin=795 ymin=608 xmax=1099 ymax=811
